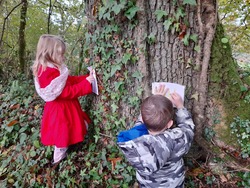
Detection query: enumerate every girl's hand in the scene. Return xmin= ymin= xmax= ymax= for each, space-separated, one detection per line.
xmin=170 ymin=92 xmax=184 ymax=109
xmin=153 ymin=84 xmax=168 ymax=96
xmin=86 ymin=70 xmax=95 ymax=83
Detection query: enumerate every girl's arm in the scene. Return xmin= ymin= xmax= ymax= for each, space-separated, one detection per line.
xmin=57 ymin=78 xmax=92 ymax=99
xmin=67 ymin=75 xmax=89 ymax=84
xmin=38 ymin=67 xmax=92 ymax=100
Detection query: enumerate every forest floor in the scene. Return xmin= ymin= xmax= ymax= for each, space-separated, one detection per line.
xmin=184 ymin=146 xmax=250 ymax=188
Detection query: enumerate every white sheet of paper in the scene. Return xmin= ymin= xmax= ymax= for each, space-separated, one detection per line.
xmin=152 ymin=82 xmax=185 ymax=103
xmin=87 ymin=66 xmax=99 ymax=95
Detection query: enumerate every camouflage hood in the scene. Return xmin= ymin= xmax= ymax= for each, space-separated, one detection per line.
xmin=117 ymin=108 xmax=195 ymax=187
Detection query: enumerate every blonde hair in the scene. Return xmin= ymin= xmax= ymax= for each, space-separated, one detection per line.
xmin=32 ymin=34 xmax=66 ymax=76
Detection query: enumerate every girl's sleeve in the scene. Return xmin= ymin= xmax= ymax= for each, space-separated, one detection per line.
xmin=57 ymin=78 xmax=92 ymax=99
xmin=67 ymin=75 xmax=89 ymax=84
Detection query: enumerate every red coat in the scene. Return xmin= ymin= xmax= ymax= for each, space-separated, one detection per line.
xmin=37 ymin=66 xmax=92 ymax=147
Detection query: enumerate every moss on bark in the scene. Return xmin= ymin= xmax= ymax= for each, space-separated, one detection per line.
xmin=208 ymin=23 xmax=250 ymax=147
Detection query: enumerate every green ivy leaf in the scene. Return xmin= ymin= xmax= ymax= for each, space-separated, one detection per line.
xmin=175 ymin=7 xmax=186 ymax=20
xmin=132 ymin=71 xmax=143 ymax=82
xmin=240 ymin=85 xmax=248 ymax=92
xmin=114 ymin=81 xmax=123 ymax=91
xmin=111 ymin=103 xmax=119 ymax=113
xmin=191 ymin=92 xmax=199 ymax=100
xmin=190 ymin=34 xmax=198 ymax=43
xmin=122 ymin=53 xmax=132 ymax=64
xmin=147 ymin=33 xmax=156 ymax=44
xmin=125 ymin=6 xmax=140 ymax=20
xmin=93 ymin=135 xmax=100 ymax=143
xmin=173 ymin=22 xmax=180 ymax=32
xmin=103 ymin=12 xmax=111 ymax=20
xmin=183 ymin=0 xmax=197 ymax=6
xmin=182 ymin=34 xmax=190 ymax=46
xmin=19 ymin=133 xmax=27 ymax=145
xmin=112 ymin=2 xmax=125 ymax=15
xmin=110 ymin=64 xmax=122 ymax=77
xmin=194 ymin=45 xmax=200 ymax=52
xmin=80 ymin=169 xmax=87 ymax=177
xmin=221 ymin=37 xmax=229 ymax=43
xmin=30 ymin=150 xmax=36 ymax=157
xmin=98 ymin=6 xmax=108 ymax=20
xmin=19 ymin=126 xmax=28 ymax=133
xmin=33 ymin=140 xmax=40 ymax=148
xmin=163 ymin=18 xmax=174 ymax=31
xmin=155 ymin=10 xmax=168 ymax=21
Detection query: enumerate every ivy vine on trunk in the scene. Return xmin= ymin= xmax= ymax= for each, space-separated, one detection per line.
xmin=83 ymin=0 xmax=249 ymax=171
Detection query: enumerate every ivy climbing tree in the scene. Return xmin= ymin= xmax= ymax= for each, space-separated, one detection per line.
xmin=82 ymin=0 xmax=250 ymax=176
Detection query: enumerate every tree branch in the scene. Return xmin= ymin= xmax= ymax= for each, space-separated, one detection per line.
xmin=0 ymin=2 xmax=23 ymax=48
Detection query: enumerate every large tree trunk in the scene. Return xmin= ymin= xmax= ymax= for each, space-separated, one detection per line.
xmin=85 ymin=0 xmax=214 ymax=141
xmin=18 ymin=0 xmax=28 ymax=73
xmin=84 ymin=0 xmax=249 ymax=170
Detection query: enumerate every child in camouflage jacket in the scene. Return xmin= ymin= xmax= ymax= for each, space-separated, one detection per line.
xmin=117 ymin=85 xmax=195 ymax=188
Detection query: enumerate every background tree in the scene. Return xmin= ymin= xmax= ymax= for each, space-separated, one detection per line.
xmin=18 ymin=0 xmax=28 ymax=73
xmin=0 ymin=0 xmax=85 ymax=78
xmin=0 ymin=1 xmax=23 ymax=78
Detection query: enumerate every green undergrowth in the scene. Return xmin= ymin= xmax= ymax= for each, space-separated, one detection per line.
xmin=1 ymin=76 xmax=249 ymax=187
xmin=0 ymin=76 xmax=136 ymax=187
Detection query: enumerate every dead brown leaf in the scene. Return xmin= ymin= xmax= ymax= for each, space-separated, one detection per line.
xmin=107 ymin=157 xmax=122 ymax=172
xmin=10 ymin=104 xmax=20 ymax=110
xmin=7 ymin=120 xmax=19 ymax=127
xmin=187 ymin=167 xmax=205 ymax=177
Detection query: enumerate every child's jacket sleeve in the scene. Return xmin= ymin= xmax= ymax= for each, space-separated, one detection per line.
xmin=58 ymin=76 xmax=92 ymax=99
xmin=174 ymin=107 xmax=195 ymax=156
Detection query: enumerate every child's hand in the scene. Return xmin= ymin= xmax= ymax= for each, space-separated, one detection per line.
xmin=170 ymin=92 xmax=184 ymax=109
xmin=153 ymin=85 xmax=168 ymax=96
xmin=86 ymin=70 xmax=95 ymax=83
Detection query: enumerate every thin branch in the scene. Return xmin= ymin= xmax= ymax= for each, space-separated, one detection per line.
xmin=38 ymin=0 xmax=68 ymax=11
xmin=0 ymin=2 xmax=23 ymax=47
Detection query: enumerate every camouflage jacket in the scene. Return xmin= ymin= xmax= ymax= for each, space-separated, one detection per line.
xmin=117 ymin=108 xmax=195 ymax=188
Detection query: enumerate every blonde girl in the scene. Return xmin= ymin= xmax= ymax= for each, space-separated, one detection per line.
xmin=33 ymin=34 xmax=94 ymax=164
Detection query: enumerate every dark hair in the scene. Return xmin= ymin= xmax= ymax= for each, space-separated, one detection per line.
xmin=141 ymin=95 xmax=174 ymax=132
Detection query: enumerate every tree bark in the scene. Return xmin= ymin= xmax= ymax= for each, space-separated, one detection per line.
xmin=192 ymin=0 xmax=217 ymax=150
xmin=85 ymin=0 xmax=214 ymax=131
xmin=83 ymin=1 xmax=249 ymax=170
xmin=18 ymin=0 xmax=28 ymax=73
xmin=48 ymin=0 xmax=51 ymax=34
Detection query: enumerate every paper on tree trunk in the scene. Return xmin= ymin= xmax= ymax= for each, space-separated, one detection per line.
xmin=152 ymin=82 xmax=185 ymax=103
